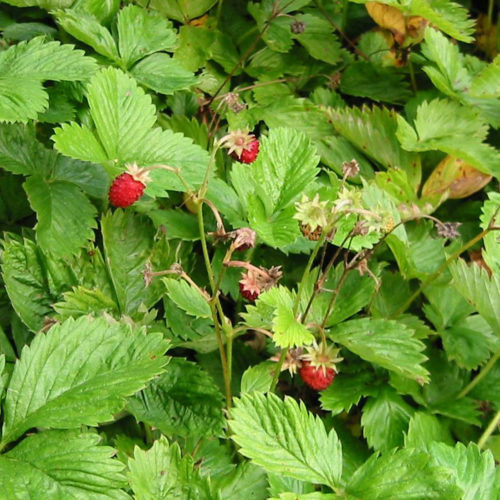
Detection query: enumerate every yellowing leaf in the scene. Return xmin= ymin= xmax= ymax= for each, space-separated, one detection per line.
xmin=422 ymin=156 xmax=492 ymax=200
xmin=366 ymin=2 xmax=406 ymax=44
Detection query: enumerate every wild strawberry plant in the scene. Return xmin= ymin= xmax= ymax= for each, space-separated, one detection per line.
xmin=0 ymin=0 xmax=499 ymax=498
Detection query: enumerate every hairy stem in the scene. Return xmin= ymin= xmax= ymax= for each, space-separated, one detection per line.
xmin=478 ymin=408 xmax=500 ymax=449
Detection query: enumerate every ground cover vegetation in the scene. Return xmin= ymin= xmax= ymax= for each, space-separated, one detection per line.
xmin=0 ymin=0 xmax=500 ymax=498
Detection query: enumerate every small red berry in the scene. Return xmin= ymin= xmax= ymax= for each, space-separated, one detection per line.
xmin=239 ymin=281 xmax=259 ymax=301
xmin=239 ymin=139 xmax=259 ymax=164
xmin=109 ymin=173 xmax=145 ymax=207
xmin=299 ymin=361 xmax=336 ymax=391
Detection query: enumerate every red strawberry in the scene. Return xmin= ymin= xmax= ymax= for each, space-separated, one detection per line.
xmin=239 ymin=281 xmax=260 ymax=301
xmin=299 ymin=343 xmax=343 ymax=391
xmin=299 ymin=361 xmax=336 ymax=391
xmin=108 ymin=163 xmax=151 ymax=208
xmin=239 ymin=139 xmax=259 ymax=164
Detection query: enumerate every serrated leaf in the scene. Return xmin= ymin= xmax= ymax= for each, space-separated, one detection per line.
xmin=320 ymin=372 xmax=375 ymax=416
xmin=130 ymin=53 xmax=198 ymax=95
xmin=230 ymin=392 xmax=342 ymax=489
xmin=138 ymin=0 xmax=217 ymax=23
xmin=449 ymin=259 xmax=500 ymax=334
xmin=128 ymin=436 xmax=212 ymax=500
xmin=101 ymin=210 xmax=159 ymax=316
xmin=1 ymin=430 xmax=129 ymax=500
xmin=54 ymin=9 xmax=120 ymax=62
xmin=340 ymin=61 xmax=412 ymax=104
xmin=325 ymin=105 xmax=421 ymax=187
xmin=0 ymin=0 xmax=72 ymax=8
xmin=480 ymin=192 xmax=500 ymax=275
xmin=346 ymin=448 xmax=462 ymax=499
xmin=53 ymin=67 xmax=209 ymax=189
xmin=117 ymin=5 xmax=176 ymax=67
xmin=361 ymin=387 xmax=413 ymax=452
xmin=240 ymin=362 xmax=275 ymax=393
xmin=397 ymin=98 xmax=500 ymax=176
xmin=273 ymin=304 xmax=315 ymax=348
xmin=1 ymin=316 xmax=168 ymax=446
xmin=429 ymin=442 xmax=497 ymax=500
xmin=54 ymin=286 xmax=118 ymax=320
xmin=0 ymin=77 xmax=47 ymax=123
xmin=470 ymin=55 xmax=500 ymax=98
xmin=163 ymin=277 xmax=211 ymax=319
xmin=1 ymin=235 xmax=55 ymax=331
xmin=127 ymin=358 xmax=224 ymax=439
xmin=405 ymin=412 xmax=454 ymax=450
xmin=24 ymin=176 xmax=97 ymax=258
xmin=328 ymin=318 xmax=429 ymax=383
xmin=215 ymin=462 xmax=269 ymax=500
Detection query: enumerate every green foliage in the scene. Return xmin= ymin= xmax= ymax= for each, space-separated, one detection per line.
xmin=230 ymin=392 xmax=342 ymax=489
xmin=1 ymin=1 xmax=500 ymax=496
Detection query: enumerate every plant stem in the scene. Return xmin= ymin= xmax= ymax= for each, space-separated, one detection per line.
xmin=216 ymin=0 xmax=224 ymax=26
xmin=458 ymin=346 xmax=500 ymax=399
xmin=487 ymin=0 xmax=495 ymax=31
xmin=294 ymin=235 xmax=325 ymax=316
xmin=478 ymin=407 xmax=500 ymax=449
xmin=391 ymin=228 xmax=491 ymax=318
xmin=269 ymin=348 xmax=287 ymax=392
xmin=408 ymin=58 xmax=418 ymax=94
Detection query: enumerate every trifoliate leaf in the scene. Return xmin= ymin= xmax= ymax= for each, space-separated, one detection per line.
xmin=346 ymin=448 xmax=462 ymax=499
xmin=230 ymin=392 xmax=342 ymax=489
xmin=328 ymin=318 xmax=429 ymax=383
xmin=127 ymin=358 xmax=224 ymax=439
xmin=1 ymin=430 xmax=129 ymax=500
xmin=361 ymin=387 xmax=413 ymax=452
xmin=117 ymin=5 xmax=177 ymax=67
xmin=1 ymin=316 xmax=168 ymax=446
xmin=163 ymin=277 xmax=211 ymax=319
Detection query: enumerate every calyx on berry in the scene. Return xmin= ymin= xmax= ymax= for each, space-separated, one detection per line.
xmin=109 ymin=163 xmax=151 ymax=208
xmin=299 ymin=343 xmax=343 ymax=391
xmin=220 ymin=129 xmax=260 ymax=163
xmin=229 ymin=261 xmax=282 ymax=301
xmin=294 ymin=194 xmax=332 ymax=241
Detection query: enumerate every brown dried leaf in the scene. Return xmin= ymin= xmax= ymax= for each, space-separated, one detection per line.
xmin=422 ymin=155 xmax=492 ymax=200
xmin=366 ymin=2 xmax=406 ymax=45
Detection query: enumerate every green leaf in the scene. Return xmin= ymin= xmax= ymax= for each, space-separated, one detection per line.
xmin=101 ymin=210 xmax=157 ymax=316
xmin=0 ymin=0 xmax=72 ymax=8
xmin=1 ymin=430 xmax=129 ymax=500
xmin=0 ymin=76 xmax=47 ymax=123
xmin=449 ymin=259 xmax=500 ymax=334
xmin=396 ymin=98 xmax=500 ymax=176
xmin=128 ymin=436 xmax=212 ymax=500
xmin=163 ymin=277 xmax=211 ymax=319
xmin=230 ymin=392 xmax=342 ymax=489
xmin=346 ymin=448 xmax=462 ymax=499
xmin=54 ymin=286 xmax=118 ymax=320
xmin=273 ymin=304 xmax=315 ymax=348
xmin=240 ymin=362 xmax=275 ymax=394
xmin=53 ymin=67 xmax=209 ymax=190
xmin=215 ymin=462 xmax=269 ymax=500
xmin=340 ymin=62 xmax=412 ymax=104
xmin=470 ymin=55 xmax=500 ymax=98
xmin=321 ymin=372 xmax=376 ymax=417
xmin=54 ymin=9 xmax=120 ymax=62
xmin=292 ymin=13 xmax=341 ymax=65
xmin=127 ymin=358 xmax=224 ymax=439
xmin=429 ymin=442 xmax=497 ymax=500
xmin=480 ymin=192 xmax=500 ymax=275
xmin=24 ymin=176 xmax=97 ymax=258
xmin=137 ymin=0 xmax=217 ymax=22
xmin=325 ymin=105 xmax=421 ymax=188
xmin=117 ymin=5 xmax=176 ymax=67
xmin=361 ymin=387 xmax=413 ymax=452
xmin=1 ymin=235 xmax=55 ymax=331
xmin=405 ymin=412 xmax=454 ymax=451
xmin=1 ymin=316 xmax=168 ymax=446
xmin=130 ymin=53 xmax=198 ymax=95
xmin=328 ymin=318 xmax=429 ymax=383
